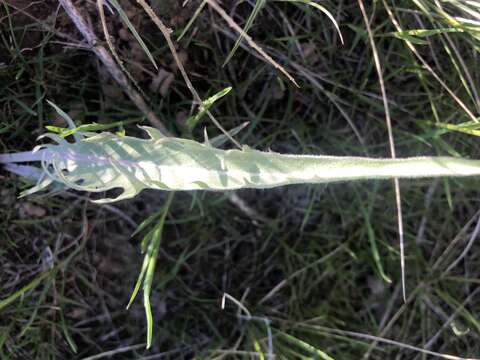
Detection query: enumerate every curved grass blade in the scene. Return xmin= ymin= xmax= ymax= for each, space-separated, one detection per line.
xmin=355 ymin=187 xmax=392 ymax=284
xmin=106 ymin=0 xmax=158 ymax=70
xmin=222 ymin=0 xmax=266 ymax=66
xmin=388 ymin=28 xmax=462 ymax=45
xmin=177 ymin=0 xmax=207 ymax=42
xmin=422 ymin=119 xmax=480 ymax=137
xmin=125 ymin=193 xmax=174 ymax=349
xmin=0 ymin=268 xmax=55 ymax=312
xmin=275 ymin=0 xmax=344 ymax=44
xmin=277 ymin=330 xmax=334 ymax=360
xmin=46 ymin=100 xmax=81 ymax=142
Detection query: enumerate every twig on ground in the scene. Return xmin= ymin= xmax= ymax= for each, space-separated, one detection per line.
xmin=97 ymin=0 xmax=146 ymax=99
xmin=135 ymin=0 xmax=241 ymax=148
xmin=205 ymin=0 xmax=299 ymax=87
xmin=58 ymin=0 xmax=171 ymax=136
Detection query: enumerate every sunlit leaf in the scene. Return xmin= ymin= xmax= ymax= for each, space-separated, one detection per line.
xmin=3 ymin=125 xmax=480 ymax=203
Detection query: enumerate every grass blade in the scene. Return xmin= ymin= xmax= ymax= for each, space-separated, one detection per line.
xmin=0 ymin=269 xmax=55 ymax=311
xmin=142 ymin=193 xmax=174 ymax=348
xmin=223 ymin=0 xmax=266 ymax=66
xmin=106 ymin=0 xmax=158 ymax=70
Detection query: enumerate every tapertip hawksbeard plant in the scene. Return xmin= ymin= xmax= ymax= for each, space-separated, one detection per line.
xmin=4 ymin=119 xmax=480 ymax=350
xmin=2 ymin=125 xmax=480 ymax=202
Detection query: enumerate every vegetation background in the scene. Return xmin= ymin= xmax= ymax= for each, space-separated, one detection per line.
xmin=1 ymin=0 xmax=480 ymax=359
